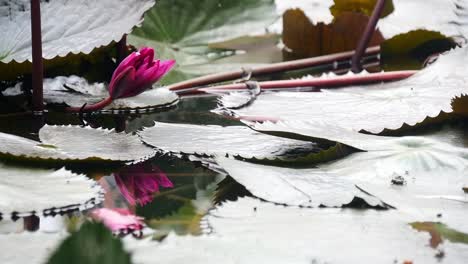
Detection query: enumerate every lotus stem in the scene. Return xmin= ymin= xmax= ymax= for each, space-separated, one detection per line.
xmin=31 ymin=0 xmax=44 ymax=113
xmin=351 ymin=0 xmax=386 ymax=73
xmin=167 ymin=46 xmax=381 ymax=91
xmin=179 ymin=70 xmax=417 ymax=96
xmin=64 ymin=96 xmax=114 ymax=113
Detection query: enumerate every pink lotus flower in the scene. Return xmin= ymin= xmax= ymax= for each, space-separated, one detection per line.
xmin=66 ymin=47 xmax=175 ymax=112
xmin=90 ymin=208 xmax=144 ymax=233
xmin=109 ymin=47 xmax=175 ymax=99
xmin=115 ymin=163 xmax=174 ymax=206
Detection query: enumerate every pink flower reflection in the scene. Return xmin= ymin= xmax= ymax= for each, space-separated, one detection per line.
xmin=90 ymin=208 xmax=144 ymax=233
xmin=114 ymin=163 xmax=174 ymax=206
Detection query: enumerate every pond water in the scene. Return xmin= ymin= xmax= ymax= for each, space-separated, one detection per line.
xmin=1 ymin=94 xmax=467 ymax=239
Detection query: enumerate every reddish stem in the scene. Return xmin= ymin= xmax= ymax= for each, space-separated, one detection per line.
xmin=64 ymin=97 xmax=114 ymax=113
xmin=168 ymin=46 xmax=380 ymax=91
xmin=180 ymin=70 xmax=417 ymax=96
xmin=351 ymin=0 xmax=386 ymax=73
xmin=31 ymin=0 xmax=44 ymax=112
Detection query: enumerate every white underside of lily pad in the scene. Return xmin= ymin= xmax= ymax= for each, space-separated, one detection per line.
xmin=5 ymin=76 xmax=179 ymax=112
xmin=0 ymin=232 xmax=66 ymax=264
xmin=126 ymin=197 xmax=468 ymax=264
xmin=271 ymin=0 xmax=466 ymax=39
xmin=0 ymin=0 xmax=155 ymax=63
xmin=219 ymin=46 xmax=468 ymax=134
xmin=0 ymin=163 xmax=103 ymax=218
xmin=138 ymin=122 xmax=317 ymax=160
xmin=0 ymin=125 xmax=155 ymax=162
xmin=242 ymin=120 xmax=468 ymax=230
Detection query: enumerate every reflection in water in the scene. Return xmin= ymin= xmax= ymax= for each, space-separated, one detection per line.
xmin=90 ymin=208 xmax=144 ymax=236
xmin=114 ymin=162 xmax=174 ymax=206
xmin=0 ymin=213 xmax=85 ymax=234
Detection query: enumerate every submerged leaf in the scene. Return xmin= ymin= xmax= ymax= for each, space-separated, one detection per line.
xmin=0 ymin=163 xmax=103 ymax=219
xmin=127 ymin=198 xmax=468 ymax=264
xmin=0 ymin=125 xmax=155 ymax=162
xmin=218 ymin=46 xmax=468 ymax=134
xmin=138 ymin=122 xmax=318 ymax=160
xmin=0 ymin=0 xmax=154 ymax=63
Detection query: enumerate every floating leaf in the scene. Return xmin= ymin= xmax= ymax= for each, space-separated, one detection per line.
xmin=0 ymin=163 xmax=103 ymax=219
xmin=381 ymin=30 xmax=457 ymax=70
xmin=0 ymin=125 xmax=155 ymax=162
xmin=282 ymin=9 xmax=384 ymax=59
xmin=378 ymin=0 xmax=463 ymax=39
xmin=127 ymin=198 xmax=468 ymax=263
xmin=0 ymin=0 xmax=154 ymax=63
xmin=218 ymin=47 xmax=468 ymax=134
xmin=0 ymin=232 xmax=66 ymax=264
xmin=47 ymin=222 xmax=131 ymax=264
xmin=330 ymin=0 xmax=394 ymax=18
xmin=128 ymin=0 xmax=277 ymax=84
xmin=5 ymin=76 xmax=179 ymax=113
xmin=215 ymin=156 xmax=386 ymax=208
xmin=138 ymin=122 xmax=317 ymax=160
xmin=276 ymin=0 xmax=465 ymax=39
xmin=248 ymin=120 xmax=468 ymax=230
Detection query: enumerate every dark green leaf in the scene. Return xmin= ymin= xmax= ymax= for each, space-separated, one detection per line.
xmin=381 ymin=30 xmax=457 ymax=70
xmin=47 ymin=222 xmax=131 ymax=264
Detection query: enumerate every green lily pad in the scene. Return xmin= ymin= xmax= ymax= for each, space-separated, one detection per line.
xmin=128 ymin=0 xmax=278 ymax=84
xmin=0 ymin=163 xmax=103 ymax=219
xmin=0 ymin=0 xmax=154 ymax=63
xmin=0 ymin=125 xmax=155 ymax=162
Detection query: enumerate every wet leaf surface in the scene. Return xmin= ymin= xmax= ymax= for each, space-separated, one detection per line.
xmin=0 ymin=125 xmax=155 ymax=162
xmin=0 ymin=163 xmax=103 ymax=219
xmin=126 ymin=197 xmax=468 ymax=264
xmin=0 ymin=0 xmax=154 ymax=63
xmin=219 ymin=47 xmax=468 ymax=134
xmin=249 ymin=120 xmax=468 ymax=232
xmin=0 ymin=232 xmax=66 ymax=264
xmin=138 ymin=121 xmax=318 ymax=160
xmin=4 ymin=76 xmax=179 ymax=112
